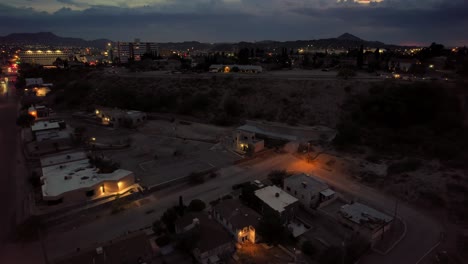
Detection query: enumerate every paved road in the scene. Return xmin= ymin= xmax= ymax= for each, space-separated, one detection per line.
xmin=43 ymin=153 xmax=442 ymax=263
xmin=290 ymin=154 xmax=443 ymax=264
xmin=0 ymin=77 xmax=19 ymax=245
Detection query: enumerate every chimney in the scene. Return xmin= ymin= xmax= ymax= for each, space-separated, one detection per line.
xmin=302 ymin=182 xmax=307 ymax=188
xmin=275 ymin=193 xmax=280 ymax=198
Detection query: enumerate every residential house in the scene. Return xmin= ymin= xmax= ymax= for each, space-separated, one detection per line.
xmin=95 ymin=107 xmax=147 ymax=128
xmin=283 ymin=173 xmax=336 ymax=211
xmin=28 ymin=105 xmax=51 ymax=119
xmin=175 ymin=212 xmax=235 ymax=264
xmin=209 ymin=64 xmax=263 ymax=73
xmin=29 ymin=120 xmax=71 ymax=156
xmin=212 ymin=199 xmax=262 ymax=243
xmin=232 ymin=128 xmax=264 ymax=154
xmin=254 ymin=185 xmax=299 ymax=223
xmin=338 ymin=202 xmax=393 ymax=245
xmin=40 ymin=151 xmax=135 ymax=205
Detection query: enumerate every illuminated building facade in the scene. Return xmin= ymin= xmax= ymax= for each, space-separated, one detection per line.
xmin=114 ymin=40 xmax=158 ymax=63
xmin=18 ymin=50 xmax=69 ymax=65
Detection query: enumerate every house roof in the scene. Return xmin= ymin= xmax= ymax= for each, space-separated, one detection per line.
xmin=284 ymin=173 xmax=329 ymax=195
xmin=175 ymin=212 xmax=232 ymax=253
xmin=340 ymin=202 xmax=393 ymax=230
xmin=213 ymin=199 xmax=262 ymax=230
xmin=255 ymin=186 xmax=298 ymax=213
xmin=31 ymin=120 xmax=60 ymax=132
xmin=40 ymin=151 xmax=88 ymax=168
xmin=41 ymin=159 xmax=134 ymax=197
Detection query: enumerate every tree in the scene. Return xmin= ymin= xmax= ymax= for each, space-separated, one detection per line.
xmin=357 ymin=45 xmax=364 ymax=68
xmin=161 ymin=207 xmax=179 ymax=233
xmin=16 ymin=113 xmax=35 ymax=128
xmin=223 ymin=97 xmax=242 ymax=117
xmin=319 ymin=246 xmax=343 ymax=264
xmin=257 ymin=211 xmax=287 ymax=245
xmin=152 ymin=220 xmax=165 ymax=236
xmin=302 ymin=240 xmax=316 ymax=256
xmin=188 ymin=199 xmax=206 ymax=212
xmin=240 ymin=184 xmax=259 ymax=208
xmin=268 ymin=170 xmax=290 ymax=187
xmin=337 ymin=67 xmax=357 ymax=80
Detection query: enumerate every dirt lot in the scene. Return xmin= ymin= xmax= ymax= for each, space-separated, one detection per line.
xmin=68 ymin=118 xmax=241 ymax=187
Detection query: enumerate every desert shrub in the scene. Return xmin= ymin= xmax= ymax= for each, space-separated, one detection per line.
xmin=446 ymin=183 xmax=467 ymax=193
xmin=319 ymin=247 xmax=343 ymax=264
xmin=387 ymin=159 xmax=421 ymax=175
xmin=337 ymin=67 xmax=357 ymax=79
xmin=152 ymin=220 xmax=165 ymax=236
xmin=188 ymin=199 xmax=206 ymax=212
xmin=224 ymin=97 xmax=242 ymax=117
xmin=161 ymin=207 xmax=179 ymax=233
xmin=268 ymin=170 xmax=291 ymax=187
xmin=155 ymin=235 xmax=171 ymax=247
xmin=16 ymin=113 xmax=35 ymax=128
xmin=419 ymin=191 xmax=445 ymax=207
xmin=302 ymin=240 xmax=316 ymax=256
xmin=221 ymin=194 xmax=233 ymax=200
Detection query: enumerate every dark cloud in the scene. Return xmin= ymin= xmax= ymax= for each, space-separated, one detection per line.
xmin=0 ymin=1 xmax=466 ymax=46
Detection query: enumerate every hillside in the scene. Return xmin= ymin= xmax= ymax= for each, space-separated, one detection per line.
xmin=0 ymin=32 xmax=111 ymax=48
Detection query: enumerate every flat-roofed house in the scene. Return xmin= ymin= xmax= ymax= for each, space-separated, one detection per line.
xmin=175 ymin=212 xmax=235 ymax=264
xmin=40 ymin=152 xmax=135 ymax=205
xmin=232 ymin=127 xmax=264 ymax=154
xmin=95 ymin=107 xmax=147 ymax=128
xmin=339 ymin=202 xmax=393 ymax=245
xmin=254 ymin=185 xmax=299 ymax=223
xmin=283 ymin=173 xmax=336 ymax=211
xmin=212 ymin=199 xmax=262 ymax=243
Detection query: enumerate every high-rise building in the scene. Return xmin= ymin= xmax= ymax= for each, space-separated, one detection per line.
xmin=114 ymin=39 xmax=158 ymax=63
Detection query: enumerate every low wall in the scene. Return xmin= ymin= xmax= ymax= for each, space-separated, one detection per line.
xmin=147 ymin=167 xmax=217 ymax=193
xmin=233 ymin=148 xmax=276 ymax=165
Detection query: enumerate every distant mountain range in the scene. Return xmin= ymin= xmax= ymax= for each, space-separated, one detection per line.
xmin=0 ymin=32 xmax=413 ymax=51
xmin=158 ymin=33 xmax=412 ymax=52
xmin=0 ymin=32 xmax=111 ymax=49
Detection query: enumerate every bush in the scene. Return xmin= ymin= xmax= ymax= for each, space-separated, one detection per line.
xmin=387 ymin=159 xmax=421 ymax=175
xmin=155 ymin=235 xmax=171 ymax=247
xmin=337 ymin=67 xmax=357 ymax=80
xmin=29 ymin=172 xmax=41 ymax=188
xmin=161 ymin=207 xmax=179 ymax=233
xmin=16 ymin=113 xmax=35 ymax=128
xmin=419 ymin=191 xmax=445 ymax=207
xmin=152 ymin=220 xmax=165 ymax=236
xmin=188 ymin=199 xmax=206 ymax=212
xmin=302 ymin=240 xmax=316 ymax=256
xmin=268 ymin=170 xmax=291 ymax=187
xmin=319 ymin=247 xmax=343 ymax=264
xmin=221 ymin=194 xmax=233 ymax=200
xmin=224 ymin=97 xmax=242 ymax=117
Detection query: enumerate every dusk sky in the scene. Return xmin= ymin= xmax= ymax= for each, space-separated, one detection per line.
xmin=0 ymin=0 xmax=467 ymax=46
